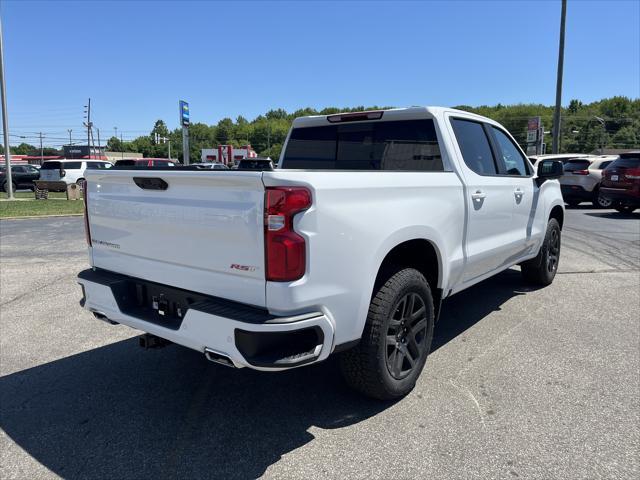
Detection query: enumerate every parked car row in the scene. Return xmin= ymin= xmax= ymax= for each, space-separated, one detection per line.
xmin=531 ymin=152 xmax=640 ymax=213
xmin=1 ymin=156 xmax=280 ymax=193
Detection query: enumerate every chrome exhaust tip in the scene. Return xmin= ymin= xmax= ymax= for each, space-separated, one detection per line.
xmin=91 ymin=310 xmax=118 ymax=325
xmin=204 ymin=348 xmax=235 ymax=368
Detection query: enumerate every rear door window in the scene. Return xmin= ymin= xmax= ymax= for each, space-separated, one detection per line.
xmin=63 ymin=162 xmax=82 ymax=170
xmin=282 ymin=119 xmax=443 ymax=171
xmin=490 ymin=127 xmax=530 ymax=176
xmin=450 ymin=119 xmax=498 ymax=175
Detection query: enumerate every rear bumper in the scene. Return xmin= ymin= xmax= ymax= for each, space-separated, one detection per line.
xmin=600 ymin=187 xmax=640 ymax=206
xmin=77 ymin=268 xmax=335 ymax=371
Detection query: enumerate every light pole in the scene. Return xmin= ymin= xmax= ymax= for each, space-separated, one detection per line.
xmin=0 ymin=15 xmax=14 ymax=199
xmin=552 ymin=0 xmax=567 ymax=154
xmin=591 ymin=116 xmax=606 ymax=154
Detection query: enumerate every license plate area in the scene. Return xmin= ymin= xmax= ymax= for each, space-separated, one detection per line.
xmin=611 ymin=175 xmax=619 ymax=181
xmin=109 ymin=279 xmax=209 ymax=330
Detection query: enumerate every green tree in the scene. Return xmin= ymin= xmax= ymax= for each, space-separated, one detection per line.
xmin=610 ymin=125 xmax=639 ymax=149
xmin=151 ymin=119 xmax=169 ymax=140
xmin=106 ymin=136 xmax=123 ymax=152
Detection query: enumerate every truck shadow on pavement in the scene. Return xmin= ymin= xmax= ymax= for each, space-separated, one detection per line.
xmin=1 ymin=269 xmax=535 ymax=480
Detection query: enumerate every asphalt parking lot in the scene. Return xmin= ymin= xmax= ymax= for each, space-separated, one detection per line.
xmin=1 ymin=208 xmax=639 ymax=480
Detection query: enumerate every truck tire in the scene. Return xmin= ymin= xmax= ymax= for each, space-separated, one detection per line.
xmin=521 ymin=218 xmax=561 ymax=286
xmin=339 ymin=268 xmax=434 ymax=400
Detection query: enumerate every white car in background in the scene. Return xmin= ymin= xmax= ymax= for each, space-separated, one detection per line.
xmin=39 ymin=159 xmax=113 ymax=190
xmin=560 ymin=156 xmax=618 ymax=208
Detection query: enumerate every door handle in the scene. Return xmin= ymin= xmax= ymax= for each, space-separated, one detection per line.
xmin=471 ymin=190 xmax=486 ymax=201
xmin=514 ymin=188 xmax=524 ymax=197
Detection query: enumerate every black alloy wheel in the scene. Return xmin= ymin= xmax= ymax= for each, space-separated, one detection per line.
xmin=385 ymin=293 xmax=428 ymax=380
xmin=547 ymin=227 xmax=560 ymax=274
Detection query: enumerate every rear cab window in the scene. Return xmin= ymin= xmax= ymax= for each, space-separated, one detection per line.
xmin=282 ymin=119 xmax=443 ymax=171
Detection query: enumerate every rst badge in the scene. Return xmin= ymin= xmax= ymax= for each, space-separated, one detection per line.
xmin=230 ymin=264 xmax=257 ymax=272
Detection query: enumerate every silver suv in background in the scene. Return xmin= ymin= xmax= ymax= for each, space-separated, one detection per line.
xmin=561 ymin=156 xmax=618 ymax=208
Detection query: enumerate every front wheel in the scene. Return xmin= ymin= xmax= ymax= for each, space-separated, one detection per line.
xmin=340 ymin=268 xmax=435 ymax=400
xmin=521 ymin=218 xmax=561 ymax=286
xmin=615 ymin=205 xmax=637 ymax=214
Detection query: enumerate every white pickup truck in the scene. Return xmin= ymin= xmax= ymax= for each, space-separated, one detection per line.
xmin=78 ymin=107 xmax=565 ymax=399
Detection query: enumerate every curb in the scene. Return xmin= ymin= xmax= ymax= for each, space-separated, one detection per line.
xmin=0 ymin=214 xmax=84 ymax=220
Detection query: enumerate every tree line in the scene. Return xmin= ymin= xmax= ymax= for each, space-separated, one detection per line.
xmin=3 ymin=96 xmax=638 ymax=161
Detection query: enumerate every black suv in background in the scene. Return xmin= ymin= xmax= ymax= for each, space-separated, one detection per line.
xmin=0 ymin=164 xmax=40 ymax=192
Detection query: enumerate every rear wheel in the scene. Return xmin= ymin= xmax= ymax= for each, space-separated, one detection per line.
xmin=593 ymin=189 xmax=613 ymax=208
xmin=615 ymin=205 xmax=637 ymax=214
xmin=340 ymin=267 xmax=434 ymax=400
xmin=521 ymin=218 xmax=561 ymax=286
xmin=2 ymin=181 xmax=17 ymax=193
xmin=76 ymin=178 xmax=86 ymax=192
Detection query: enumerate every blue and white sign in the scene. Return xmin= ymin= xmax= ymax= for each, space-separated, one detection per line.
xmin=179 ymin=100 xmax=190 ymax=127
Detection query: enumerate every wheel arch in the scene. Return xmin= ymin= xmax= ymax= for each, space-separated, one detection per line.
xmin=549 ymin=204 xmax=564 ymax=229
xmin=371 ymin=237 xmax=445 ymax=323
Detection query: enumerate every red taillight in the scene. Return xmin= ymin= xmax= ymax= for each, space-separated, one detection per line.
xmin=572 ymin=169 xmax=589 ymax=175
xmin=83 ymin=182 xmax=91 ymax=246
xmin=264 ymin=187 xmax=312 ymax=282
xmin=624 ymin=168 xmax=640 ymax=180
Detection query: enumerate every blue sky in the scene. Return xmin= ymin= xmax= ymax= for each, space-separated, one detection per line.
xmin=2 ymin=0 xmax=639 ymax=147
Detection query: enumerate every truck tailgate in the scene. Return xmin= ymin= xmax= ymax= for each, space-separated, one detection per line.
xmin=85 ymin=169 xmax=266 ymax=307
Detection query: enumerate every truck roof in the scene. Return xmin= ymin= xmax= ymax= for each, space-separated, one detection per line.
xmin=291 ymin=106 xmax=490 ymax=128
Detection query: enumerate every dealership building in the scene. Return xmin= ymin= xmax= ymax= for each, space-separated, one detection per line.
xmin=200 ymin=145 xmax=257 ymax=165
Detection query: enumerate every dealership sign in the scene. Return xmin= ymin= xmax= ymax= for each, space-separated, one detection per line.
xmin=179 ymin=100 xmax=190 ymax=127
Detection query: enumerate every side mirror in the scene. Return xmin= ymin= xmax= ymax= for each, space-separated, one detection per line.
xmin=536 ymin=160 xmax=563 ymax=183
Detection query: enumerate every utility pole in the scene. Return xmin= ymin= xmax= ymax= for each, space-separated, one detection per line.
xmin=38 ymin=132 xmax=44 ymax=164
xmin=96 ymin=128 xmax=101 ymax=158
xmin=552 ymin=0 xmax=567 ymax=154
xmin=68 ymin=129 xmax=73 ymax=158
xmin=167 ymin=139 xmax=171 ymax=160
xmin=0 ymin=15 xmax=14 ymax=199
xmin=84 ymin=98 xmax=92 ymax=158
xmin=120 ymin=133 xmax=124 ymax=159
